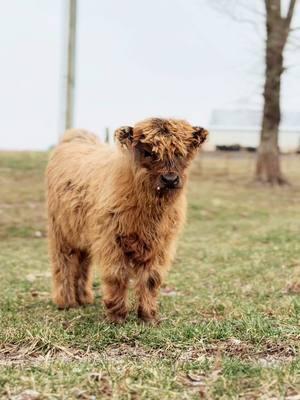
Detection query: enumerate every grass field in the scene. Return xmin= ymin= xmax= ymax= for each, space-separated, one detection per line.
xmin=1 ymin=151 xmax=300 ymax=399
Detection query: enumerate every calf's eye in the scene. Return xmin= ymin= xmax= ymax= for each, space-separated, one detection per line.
xmin=143 ymin=150 xmax=158 ymax=160
xmin=143 ymin=150 xmax=152 ymax=158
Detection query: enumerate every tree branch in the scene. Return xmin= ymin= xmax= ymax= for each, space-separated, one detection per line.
xmin=226 ymin=14 xmax=262 ymax=29
xmin=238 ymin=2 xmax=265 ymax=18
xmin=285 ymin=0 xmax=297 ymax=28
xmin=210 ymin=0 xmax=264 ymax=31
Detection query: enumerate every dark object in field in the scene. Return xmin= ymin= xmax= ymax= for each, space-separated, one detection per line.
xmin=245 ymin=146 xmax=257 ymax=153
xmin=216 ymin=145 xmax=257 ymax=153
xmin=216 ymin=144 xmax=241 ymax=152
xmin=46 ymin=118 xmax=208 ymax=324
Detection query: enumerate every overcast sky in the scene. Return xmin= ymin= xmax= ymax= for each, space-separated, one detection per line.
xmin=0 ymin=0 xmax=299 ymax=150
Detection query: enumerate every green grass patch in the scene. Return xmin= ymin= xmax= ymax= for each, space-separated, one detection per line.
xmin=1 ymin=152 xmax=300 ymax=399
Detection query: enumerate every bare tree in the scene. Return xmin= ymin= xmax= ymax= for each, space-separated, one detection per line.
xmin=211 ymin=0 xmax=299 ymax=185
xmin=256 ymin=0 xmax=298 ymax=184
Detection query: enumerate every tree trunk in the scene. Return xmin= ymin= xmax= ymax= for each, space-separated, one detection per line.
xmin=256 ymin=1 xmax=289 ymax=185
xmin=256 ymin=44 xmax=286 ymax=184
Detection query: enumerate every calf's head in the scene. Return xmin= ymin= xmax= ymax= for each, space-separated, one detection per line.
xmin=115 ymin=118 xmax=208 ymax=199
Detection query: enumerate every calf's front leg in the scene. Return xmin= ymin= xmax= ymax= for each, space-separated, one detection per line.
xmin=102 ymin=272 xmax=129 ymax=324
xmin=135 ymin=269 xmax=162 ymax=323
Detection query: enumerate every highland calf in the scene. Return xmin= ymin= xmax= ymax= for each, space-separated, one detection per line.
xmin=46 ymin=118 xmax=208 ymax=323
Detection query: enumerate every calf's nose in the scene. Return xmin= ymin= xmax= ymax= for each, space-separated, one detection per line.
xmin=161 ymin=174 xmax=180 ymax=187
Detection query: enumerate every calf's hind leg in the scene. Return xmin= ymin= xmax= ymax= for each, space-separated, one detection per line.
xmin=75 ymin=249 xmax=94 ymax=306
xmin=49 ymin=231 xmax=79 ymax=309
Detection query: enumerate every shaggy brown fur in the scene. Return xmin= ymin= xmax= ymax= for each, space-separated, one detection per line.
xmin=46 ymin=118 xmax=208 ymax=323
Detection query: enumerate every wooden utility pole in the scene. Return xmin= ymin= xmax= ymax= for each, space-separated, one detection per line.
xmin=60 ymin=0 xmax=77 ymax=136
xmin=105 ymin=127 xmax=110 ymax=143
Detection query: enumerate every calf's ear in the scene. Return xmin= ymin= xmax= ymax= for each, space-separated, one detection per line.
xmin=191 ymin=127 xmax=209 ymax=148
xmin=115 ymin=126 xmax=134 ymax=147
